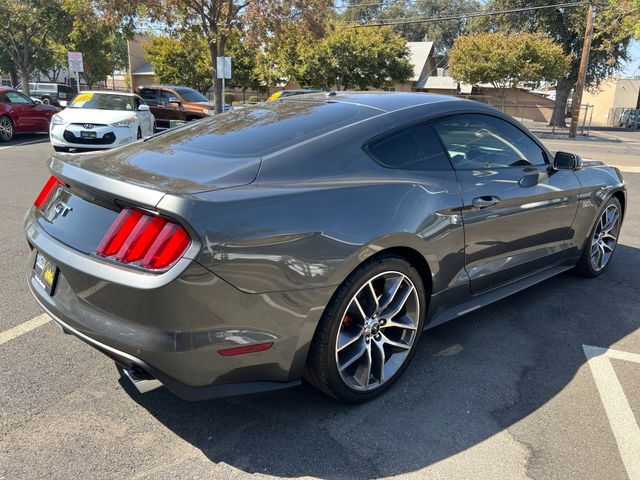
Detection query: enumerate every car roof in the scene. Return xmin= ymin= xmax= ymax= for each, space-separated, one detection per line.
xmin=77 ymin=90 xmax=137 ymax=96
xmin=136 ymin=85 xmax=193 ymax=89
xmin=277 ymin=91 xmax=466 ymax=113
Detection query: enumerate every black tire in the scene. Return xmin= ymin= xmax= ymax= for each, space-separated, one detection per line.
xmin=53 ymin=146 xmax=69 ymax=152
xmin=0 ymin=115 xmax=14 ymax=142
xmin=137 ymin=127 xmax=142 ymax=139
xmin=304 ymin=254 xmax=427 ymax=403
xmin=41 ymin=97 xmax=51 ymax=105
xmin=575 ymin=196 xmax=622 ymax=278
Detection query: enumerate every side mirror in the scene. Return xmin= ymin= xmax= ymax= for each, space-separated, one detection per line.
xmin=552 ymin=151 xmax=582 ymax=171
xmin=138 ymin=104 xmax=150 ymax=111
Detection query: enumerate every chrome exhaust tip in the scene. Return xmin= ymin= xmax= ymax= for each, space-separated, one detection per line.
xmin=122 ymin=367 xmax=163 ymax=394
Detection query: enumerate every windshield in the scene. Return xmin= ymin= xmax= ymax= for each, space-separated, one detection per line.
xmin=175 ymin=88 xmax=209 ymax=103
xmin=68 ymin=92 xmax=136 ymax=110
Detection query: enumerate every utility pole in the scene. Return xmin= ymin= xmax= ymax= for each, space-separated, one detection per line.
xmin=569 ymin=0 xmax=596 ymax=138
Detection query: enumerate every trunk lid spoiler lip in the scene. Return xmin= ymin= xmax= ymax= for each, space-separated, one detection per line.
xmin=49 ymin=155 xmax=167 ymax=209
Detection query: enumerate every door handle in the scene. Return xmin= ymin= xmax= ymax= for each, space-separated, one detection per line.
xmin=472 ymin=196 xmax=500 ymax=209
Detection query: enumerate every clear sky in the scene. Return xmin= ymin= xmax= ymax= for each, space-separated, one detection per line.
xmin=622 ymin=40 xmax=640 ymax=78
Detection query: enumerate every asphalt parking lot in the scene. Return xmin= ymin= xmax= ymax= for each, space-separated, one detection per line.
xmin=1 ymin=130 xmax=640 ymax=480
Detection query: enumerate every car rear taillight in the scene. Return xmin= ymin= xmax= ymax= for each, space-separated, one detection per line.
xmin=96 ymin=208 xmax=190 ymax=270
xmin=34 ymin=176 xmax=63 ymax=209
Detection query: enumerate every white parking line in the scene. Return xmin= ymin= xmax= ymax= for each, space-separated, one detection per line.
xmin=584 ymin=345 xmax=640 ymax=480
xmin=0 ymin=314 xmax=51 ymax=346
xmin=0 ymin=139 xmax=48 ymax=151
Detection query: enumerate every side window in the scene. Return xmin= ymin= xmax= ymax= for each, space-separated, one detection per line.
xmin=367 ymin=123 xmax=451 ymax=171
xmin=139 ymin=88 xmax=158 ymax=102
xmin=432 ymin=114 xmax=547 ymax=170
xmin=5 ymin=91 xmax=33 ymax=104
xmin=160 ymin=90 xmax=176 ymax=102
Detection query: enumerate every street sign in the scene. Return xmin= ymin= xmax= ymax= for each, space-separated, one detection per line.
xmin=216 ymin=57 xmax=232 ymax=79
xmin=67 ymin=52 xmax=84 ymax=72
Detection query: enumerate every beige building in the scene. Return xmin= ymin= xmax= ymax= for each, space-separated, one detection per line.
xmin=394 ymin=42 xmax=436 ymax=92
xmin=581 ymin=78 xmax=640 ymax=125
xmin=127 ymin=35 xmax=155 ymax=91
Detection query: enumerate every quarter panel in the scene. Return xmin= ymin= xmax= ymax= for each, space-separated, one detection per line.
xmin=571 ymin=165 xmax=626 ymax=253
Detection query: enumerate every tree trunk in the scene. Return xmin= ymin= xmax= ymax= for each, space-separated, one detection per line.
xmin=550 ymin=79 xmax=572 ymax=127
xmin=8 ymin=65 xmax=19 ymax=88
xmin=19 ymin=70 xmax=30 ymax=95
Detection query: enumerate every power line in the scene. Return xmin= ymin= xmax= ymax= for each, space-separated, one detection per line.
xmin=344 ymin=1 xmax=589 ymax=27
xmin=334 ymin=0 xmax=421 ymax=9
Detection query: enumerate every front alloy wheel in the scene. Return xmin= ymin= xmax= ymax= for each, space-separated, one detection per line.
xmin=305 ymin=255 xmax=426 ymax=402
xmin=0 ymin=116 xmax=13 ymax=142
xmin=576 ymin=196 xmax=622 ymax=277
xmin=589 ymin=203 xmax=620 ymax=272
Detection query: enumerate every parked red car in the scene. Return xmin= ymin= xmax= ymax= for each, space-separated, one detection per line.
xmin=0 ymin=87 xmax=60 ymax=142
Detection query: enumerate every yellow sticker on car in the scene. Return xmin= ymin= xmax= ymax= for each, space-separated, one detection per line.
xmin=43 ymin=265 xmax=55 ymax=286
xmin=72 ymin=92 xmax=94 ymax=106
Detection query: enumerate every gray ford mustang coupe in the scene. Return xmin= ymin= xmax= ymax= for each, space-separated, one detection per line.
xmin=25 ymin=92 xmax=626 ymax=402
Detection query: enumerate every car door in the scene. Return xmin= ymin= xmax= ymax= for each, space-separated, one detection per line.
xmin=431 ymin=113 xmax=581 ymax=293
xmin=4 ymin=90 xmax=37 ymax=131
xmin=159 ymin=89 xmax=184 ymax=123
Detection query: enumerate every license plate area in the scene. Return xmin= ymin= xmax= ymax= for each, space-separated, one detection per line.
xmin=33 ymin=251 xmax=59 ymax=296
xmin=81 ymin=130 xmax=97 ymax=139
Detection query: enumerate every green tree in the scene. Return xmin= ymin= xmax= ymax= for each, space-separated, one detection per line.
xmin=37 ymin=41 xmax=68 ymax=82
xmin=339 ymin=0 xmax=481 ymax=64
xmin=0 ymin=49 xmax=19 ymax=86
xmin=145 ymin=31 xmax=259 ymax=94
xmin=144 ymin=34 xmax=212 ymax=92
xmin=470 ymin=0 xmax=639 ymax=126
xmin=0 ymin=0 xmax=71 ymax=94
xmin=449 ymin=32 xmax=568 ymax=110
xmin=100 ymin=0 xmax=331 ymax=112
xmin=293 ymin=22 xmax=413 ymax=90
xmin=65 ymin=0 xmax=125 ymax=89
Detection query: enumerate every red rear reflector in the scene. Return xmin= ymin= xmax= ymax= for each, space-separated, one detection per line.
xmin=34 ymin=176 xmax=62 ymax=209
xmin=96 ymin=208 xmax=190 ymax=270
xmin=217 ymin=342 xmax=274 ymax=357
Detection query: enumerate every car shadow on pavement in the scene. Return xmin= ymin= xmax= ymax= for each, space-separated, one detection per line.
xmin=122 ymin=243 xmax=640 ymax=479
xmin=0 ymin=133 xmax=50 ymax=148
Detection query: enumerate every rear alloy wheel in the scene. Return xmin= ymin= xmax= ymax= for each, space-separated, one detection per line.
xmin=576 ymin=197 xmax=622 ymax=277
xmin=305 ymin=255 xmax=426 ymax=402
xmin=41 ymin=97 xmax=51 ymax=105
xmin=0 ymin=116 xmax=13 ymax=142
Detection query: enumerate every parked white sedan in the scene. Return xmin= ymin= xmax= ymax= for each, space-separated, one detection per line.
xmin=50 ymin=91 xmax=155 ymax=152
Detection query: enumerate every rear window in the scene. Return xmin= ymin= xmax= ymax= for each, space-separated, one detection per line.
xmin=169 ymin=101 xmax=375 ymax=157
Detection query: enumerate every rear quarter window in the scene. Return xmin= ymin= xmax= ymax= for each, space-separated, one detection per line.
xmin=366 ymin=124 xmax=452 ymax=171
